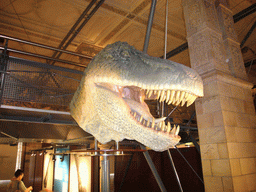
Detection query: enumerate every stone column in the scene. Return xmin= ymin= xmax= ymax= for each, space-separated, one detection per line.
xmin=182 ymin=0 xmax=256 ymax=191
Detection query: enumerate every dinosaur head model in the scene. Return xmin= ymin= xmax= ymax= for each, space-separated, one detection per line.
xmin=70 ymin=42 xmax=203 ymax=151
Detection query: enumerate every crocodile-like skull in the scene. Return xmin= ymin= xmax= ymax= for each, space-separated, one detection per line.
xmin=70 ymin=42 xmax=203 ymax=151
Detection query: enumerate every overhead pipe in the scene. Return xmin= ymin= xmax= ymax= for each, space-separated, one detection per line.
xmin=240 ymin=21 xmax=256 ymax=48
xmin=51 ymin=0 xmax=98 ymax=58
xmin=164 ymin=43 xmax=188 ymax=59
xmin=166 ymin=4 xmax=256 ymax=59
xmin=0 ymin=47 xmax=85 ymax=67
xmin=7 ymin=56 xmax=83 ymax=75
xmin=56 ymin=0 xmax=105 ymax=53
xmin=233 ymin=3 xmax=256 ymax=23
xmin=52 ymin=0 xmax=105 ymax=65
xmin=244 ymin=58 xmax=256 ymax=68
xmin=0 ymin=34 xmax=92 ymax=59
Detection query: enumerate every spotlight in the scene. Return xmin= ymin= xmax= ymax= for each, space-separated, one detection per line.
xmin=31 ymin=152 xmax=36 ymax=156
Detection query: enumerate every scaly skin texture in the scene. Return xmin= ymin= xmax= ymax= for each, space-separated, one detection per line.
xmin=70 ymin=42 xmax=203 ymax=151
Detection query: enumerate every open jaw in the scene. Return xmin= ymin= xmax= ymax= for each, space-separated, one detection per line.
xmin=97 ymin=82 xmax=200 ymax=146
xmin=70 ymin=42 xmax=204 ymax=151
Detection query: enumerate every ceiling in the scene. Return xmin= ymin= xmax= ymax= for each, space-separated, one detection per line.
xmin=0 ymin=0 xmax=256 ymax=146
xmin=0 ymin=0 xmax=255 ymax=68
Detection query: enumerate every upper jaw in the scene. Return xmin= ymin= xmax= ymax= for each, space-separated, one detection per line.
xmin=96 ymin=81 xmax=200 ymax=126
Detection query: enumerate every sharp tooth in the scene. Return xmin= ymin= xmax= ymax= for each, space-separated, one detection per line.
xmin=159 ymin=90 xmax=165 ymax=102
xmin=139 ymin=115 xmax=143 ymax=122
xmin=175 ymin=91 xmax=181 ymax=103
xmin=186 ymin=93 xmax=193 ymax=102
xmin=174 ymin=91 xmax=183 ymax=106
xmin=181 ymin=98 xmax=186 ymax=106
xmin=148 ymin=90 xmax=153 ymax=98
xmin=157 ymin=90 xmax=161 ymax=99
xmin=184 ymin=92 xmax=189 ymax=99
xmin=167 ymin=97 xmax=172 ymax=105
xmin=168 ymin=90 xmax=175 ymax=104
xmin=187 ymin=94 xmax=193 ymax=101
xmin=154 ymin=90 xmax=157 ymax=95
xmin=167 ymin=122 xmax=171 ymax=133
xmin=175 ymin=125 xmax=180 ymax=135
xmin=186 ymin=95 xmax=197 ymax=107
xmin=147 ymin=120 xmax=150 ymax=127
xmin=146 ymin=89 xmax=149 ymax=95
xmin=155 ymin=117 xmax=167 ymax=123
xmin=181 ymin=92 xmax=189 ymax=106
xmin=153 ymin=123 xmax=157 ymax=130
xmin=161 ymin=122 xmax=165 ymax=131
xmin=180 ymin=91 xmax=185 ymax=101
xmin=151 ymin=118 xmax=155 ymax=128
xmin=166 ymin=90 xmax=170 ymax=103
xmin=133 ymin=112 xmax=137 ymax=117
xmin=191 ymin=95 xmax=197 ymax=102
xmin=172 ymin=97 xmax=177 ymax=105
xmin=175 ymin=100 xmax=181 ymax=106
xmin=159 ymin=122 xmax=162 ymax=130
xmin=171 ymin=125 xmax=176 ymax=135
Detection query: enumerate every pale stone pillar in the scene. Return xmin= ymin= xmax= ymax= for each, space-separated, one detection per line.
xmin=182 ymin=0 xmax=256 ymax=191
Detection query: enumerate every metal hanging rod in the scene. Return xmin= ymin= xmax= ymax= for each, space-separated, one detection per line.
xmin=143 ymin=0 xmax=157 ymax=53
xmin=0 ymin=34 xmax=93 ymax=59
xmin=174 ymin=146 xmax=204 ymax=184
xmin=167 ymin=149 xmax=183 ymax=192
xmin=141 ymin=145 xmax=167 ymax=192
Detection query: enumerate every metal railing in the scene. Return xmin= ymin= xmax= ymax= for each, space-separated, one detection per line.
xmin=0 ymin=34 xmax=92 ymax=67
xmin=0 ymin=34 xmax=87 ymax=108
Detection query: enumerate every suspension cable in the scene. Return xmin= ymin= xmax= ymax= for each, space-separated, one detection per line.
xmin=174 ymin=146 xmax=204 ymax=184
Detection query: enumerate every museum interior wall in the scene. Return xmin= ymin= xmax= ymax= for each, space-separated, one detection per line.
xmin=183 ymin=0 xmax=256 ymax=191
